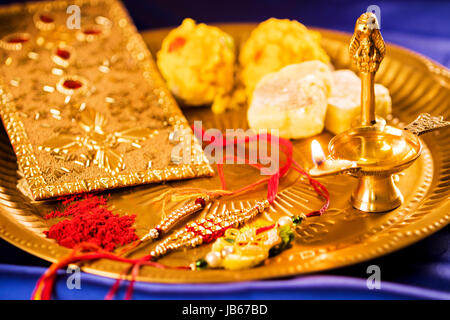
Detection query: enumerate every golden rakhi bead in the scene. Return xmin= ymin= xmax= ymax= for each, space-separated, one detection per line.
xmin=189 ymin=237 xmax=202 ymax=247
xmin=149 ymin=228 xmax=159 ymax=239
xmin=205 ymin=221 xmax=213 ymax=227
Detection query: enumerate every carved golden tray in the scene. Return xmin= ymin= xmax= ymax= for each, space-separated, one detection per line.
xmin=0 ymin=24 xmax=449 ymax=283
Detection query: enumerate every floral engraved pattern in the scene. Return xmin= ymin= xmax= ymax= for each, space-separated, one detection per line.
xmin=40 ymin=107 xmax=155 ymax=174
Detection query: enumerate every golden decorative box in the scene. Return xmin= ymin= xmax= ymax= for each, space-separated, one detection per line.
xmin=0 ymin=0 xmax=213 ymax=200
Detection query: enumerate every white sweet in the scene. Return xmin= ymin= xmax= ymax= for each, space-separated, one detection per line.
xmin=325 ymin=69 xmax=392 ymax=135
xmin=247 ymin=61 xmax=332 ymax=139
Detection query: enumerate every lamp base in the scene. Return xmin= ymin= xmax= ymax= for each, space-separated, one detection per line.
xmin=351 ymin=175 xmax=403 ymax=212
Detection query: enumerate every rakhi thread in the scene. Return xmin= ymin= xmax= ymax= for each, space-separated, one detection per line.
xmin=102 ymin=127 xmax=329 ymax=299
xmin=137 ymin=126 xmax=298 ymax=245
xmin=150 ymin=200 xmax=270 ymax=258
xmin=33 ymin=127 xmax=330 ymax=300
xmin=140 ymin=194 xmax=214 ymax=242
xmin=31 ymin=242 xmax=190 ymax=300
xmin=32 ymin=201 xmax=270 ymax=300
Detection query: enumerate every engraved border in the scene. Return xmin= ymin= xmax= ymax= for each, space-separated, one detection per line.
xmin=0 ymin=0 xmax=214 ymax=200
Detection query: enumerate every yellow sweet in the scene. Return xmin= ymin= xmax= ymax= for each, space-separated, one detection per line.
xmin=211 ymin=87 xmax=247 ymax=114
xmin=247 ymin=61 xmax=332 ymax=139
xmin=325 ymin=69 xmax=392 ymax=135
xmin=239 ymin=18 xmax=330 ymax=96
xmin=157 ymin=18 xmax=235 ymax=106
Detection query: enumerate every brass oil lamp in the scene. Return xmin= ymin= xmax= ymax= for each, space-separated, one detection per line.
xmin=309 ymin=12 xmax=450 ymax=212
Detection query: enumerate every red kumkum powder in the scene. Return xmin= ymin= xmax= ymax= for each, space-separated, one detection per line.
xmin=44 ymin=195 xmax=138 ymax=252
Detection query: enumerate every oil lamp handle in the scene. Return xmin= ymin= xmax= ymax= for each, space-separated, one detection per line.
xmin=349 ymin=12 xmax=386 ymax=126
xmin=404 ymin=113 xmax=450 ymax=136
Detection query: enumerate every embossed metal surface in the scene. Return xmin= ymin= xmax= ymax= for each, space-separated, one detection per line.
xmin=405 ymin=113 xmax=450 ymax=136
xmin=0 ymin=23 xmax=449 ymax=283
xmin=0 ymin=0 xmax=213 ymax=201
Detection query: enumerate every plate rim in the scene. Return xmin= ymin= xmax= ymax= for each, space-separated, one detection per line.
xmin=0 ymin=23 xmax=449 ymax=283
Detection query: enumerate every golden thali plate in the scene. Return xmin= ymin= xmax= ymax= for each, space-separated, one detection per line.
xmin=0 ymin=23 xmax=449 ymax=283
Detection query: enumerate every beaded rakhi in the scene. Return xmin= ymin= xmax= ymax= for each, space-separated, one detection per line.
xmin=32 ymin=123 xmax=330 ymax=300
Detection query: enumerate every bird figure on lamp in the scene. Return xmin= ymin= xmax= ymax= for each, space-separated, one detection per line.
xmin=349 ymin=12 xmax=385 ymax=73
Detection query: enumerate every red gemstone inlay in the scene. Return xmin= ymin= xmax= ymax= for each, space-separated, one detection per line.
xmin=39 ymin=14 xmax=54 ymax=23
xmin=56 ymin=48 xmax=71 ymax=60
xmin=83 ymin=28 xmax=102 ymax=35
xmin=7 ymin=35 xmax=29 ymax=44
xmin=63 ymin=79 xmax=83 ymax=90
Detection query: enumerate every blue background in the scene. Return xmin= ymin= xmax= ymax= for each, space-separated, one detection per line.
xmin=121 ymin=0 xmax=450 ymax=67
xmin=0 ymin=0 xmax=449 ymax=299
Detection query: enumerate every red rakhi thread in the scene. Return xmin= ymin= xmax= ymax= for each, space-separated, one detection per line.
xmin=136 ymin=128 xmax=296 ymax=245
xmin=255 ymin=223 xmax=276 ymax=235
xmin=31 ymin=243 xmax=188 ymax=300
xmin=33 ymin=127 xmax=330 ymax=300
xmin=193 ymin=125 xmax=329 ymax=216
xmin=193 ymin=126 xmax=293 ymax=204
xmin=292 ymin=159 xmax=330 ymax=217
